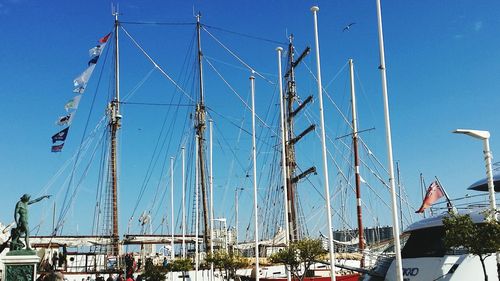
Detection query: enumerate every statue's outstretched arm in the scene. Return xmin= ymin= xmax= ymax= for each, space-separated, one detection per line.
xmin=28 ymin=195 xmax=51 ymax=205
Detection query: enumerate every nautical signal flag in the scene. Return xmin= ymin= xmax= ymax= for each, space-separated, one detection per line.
xmin=52 ymin=127 xmax=69 ymax=143
xmin=415 ymin=181 xmax=444 ymax=213
xmin=64 ymin=95 xmax=82 ymax=111
xmin=51 ymin=32 xmax=112 ymax=153
xmin=56 ymin=113 xmax=73 ymax=126
xmin=89 ymin=45 xmax=104 ymax=57
xmin=51 ymin=143 xmax=64 ymax=153
xmin=99 ymin=33 xmax=111 ymax=44
xmin=88 ymin=55 xmax=99 ymax=66
xmin=73 ymin=65 xmax=96 ymax=93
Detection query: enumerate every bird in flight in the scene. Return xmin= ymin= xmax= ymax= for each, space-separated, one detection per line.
xmin=343 ymin=22 xmax=356 ymax=32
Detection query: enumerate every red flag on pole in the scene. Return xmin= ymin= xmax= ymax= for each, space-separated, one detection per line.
xmin=416 ymin=181 xmax=444 ymax=213
xmin=99 ymin=32 xmax=111 ymax=44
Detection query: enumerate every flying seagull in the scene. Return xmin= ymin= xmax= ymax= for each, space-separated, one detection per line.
xmin=343 ymin=22 xmax=356 ymax=32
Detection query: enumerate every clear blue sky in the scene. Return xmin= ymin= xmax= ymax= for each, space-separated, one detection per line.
xmin=0 ymin=0 xmax=499 ymax=240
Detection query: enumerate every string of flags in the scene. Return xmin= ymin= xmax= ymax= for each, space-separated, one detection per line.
xmin=51 ymin=32 xmax=111 ymax=152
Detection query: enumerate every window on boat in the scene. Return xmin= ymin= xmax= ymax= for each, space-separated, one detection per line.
xmin=382 ymin=233 xmax=410 ymax=254
xmin=401 ymin=226 xmax=447 ymax=258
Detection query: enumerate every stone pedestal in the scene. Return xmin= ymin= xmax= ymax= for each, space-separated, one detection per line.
xmin=2 ymin=251 xmax=39 ymax=281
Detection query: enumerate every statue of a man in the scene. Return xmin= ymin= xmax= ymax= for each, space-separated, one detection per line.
xmin=14 ymin=194 xmax=50 ymax=250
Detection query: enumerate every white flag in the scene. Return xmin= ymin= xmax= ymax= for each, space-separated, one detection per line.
xmin=64 ymin=95 xmax=82 ymax=112
xmin=73 ymin=85 xmax=86 ymax=94
xmin=88 ymin=40 xmax=108 ymax=57
xmin=89 ymin=45 xmax=102 ymax=57
xmin=73 ymin=64 xmax=96 ymax=90
xmin=56 ymin=112 xmax=74 ymax=126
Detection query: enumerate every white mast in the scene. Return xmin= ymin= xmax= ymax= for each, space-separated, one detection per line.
xmin=170 ymin=156 xmax=174 ymax=281
xmin=209 ymin=119 xmax=215 ymax=281
xmin=195 ymin=135 xmax=200 ymax=281
xmin=277 ymin=46 xmax=292 ymax=281
xmin=250 ymin=75 xmax=260 ymax=281
xmin=310 ymin=6 xmax=336 ymax=281
xmin=235 ymin=187 xmax=239 ymax=246
xmin=276 ymin=47 xmax=290 ymax=242
xmin=182 ymin=146 xmax=186 ymax=258
xmin=375 ymin=0 xmax=403 ymax=280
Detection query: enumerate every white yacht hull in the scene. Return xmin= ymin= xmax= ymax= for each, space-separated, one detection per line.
xmin=382 ymin=254 xmax=498 ymax=281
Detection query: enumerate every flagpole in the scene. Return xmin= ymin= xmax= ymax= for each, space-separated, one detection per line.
xmin=182 ymin=146 xmax=186 ymax=258
xmin=375 ymin=0 xmax=403 ymax=280
xmin=310 ymin=6 xmax=336 ymax=281
xmin=209 ymin=119 xmax=215 ymax=281
xmin=396 ymin=162 xmax=403 ymax=231
xmin=195 ymin=134 xmax=199 ymax=281
xmin=170 ymin=156 xmax=175 ymax=281
xmin=419 ymin=173 xmax=426 ymax=218
xmin=250 ymin=74 xmax=260 ymax=281
xmin=276 ymin=47 xmax=292 ymax=281
xmin=434 ymin=177 xmax=455 ymax=212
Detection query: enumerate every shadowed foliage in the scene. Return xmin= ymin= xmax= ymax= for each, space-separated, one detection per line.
xmin=443 ymin=212 xmax=500 ymax=281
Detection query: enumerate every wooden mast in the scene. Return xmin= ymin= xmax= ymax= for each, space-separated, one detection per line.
xmin=285 ymin=36 xmax=299 ymax=242
xmin=283 ymin=35 xmax=314 ymax=242
xmin=348 ymin=59 xmax=365 ymax=267
xmin=110 ymin=10 xmax=122 ymax=256
xmin=195 ymin=12 xmax=210 ymax=250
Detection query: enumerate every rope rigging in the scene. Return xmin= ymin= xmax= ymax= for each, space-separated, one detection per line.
xmin=55 ymin=36 xmax=113 ymax=234
xmin=121 ymin=21 xmax=195 ymax=26
xmin=204 ymin=57 xmax=277 ymax=137
xmin=203 ymin=24 xmax=287 ymax=46
xmin=120 ymin=101 xmax=193 ymax=107
xmin=124 ymin=27 xmax=198 ymax=232
xmin=269 ymin=56 xmax=419 ymax=238
xmin=55 ymin=117 xmax=109 ymax=235
xmin=120 ymin=25 xmax=195 ymax=103
xmin=202 ymin=25 xmax=276 ymax=85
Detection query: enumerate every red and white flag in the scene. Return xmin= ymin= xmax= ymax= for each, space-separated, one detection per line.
xmin=99 ymin=32 xmax=111 ymax=44
xmin=416 ymin=181 xmax=444 ymax=213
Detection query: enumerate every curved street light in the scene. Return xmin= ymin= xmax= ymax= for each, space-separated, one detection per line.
xmin=453 ymin=128 xmax=499 ymax=274
xmin=453 ymin=129 xmax=497 ymax=215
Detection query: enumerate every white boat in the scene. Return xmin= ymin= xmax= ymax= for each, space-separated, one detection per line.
xmin=363 ymin=208 xmax=499 ymax=281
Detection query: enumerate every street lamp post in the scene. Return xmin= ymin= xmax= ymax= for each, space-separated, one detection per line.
xmin=453 ymin=129 xmax=497 ymax=215
xmin=453 ymin=128 xmax=499 ymax=274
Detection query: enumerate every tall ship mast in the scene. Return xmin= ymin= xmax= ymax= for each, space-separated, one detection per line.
xmin=348 ymin=58 xmax=365 ymax=267
xmin=108 ymin=10 xmax=121 ymax=257
xmin=195 ymin=13 xmax=210 ymax=249
xmin=283 ymin=35 xmax=315 ymax=242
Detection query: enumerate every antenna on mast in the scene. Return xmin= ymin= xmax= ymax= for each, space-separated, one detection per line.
xmin=111 ymin=2 xmax=119 ymax=17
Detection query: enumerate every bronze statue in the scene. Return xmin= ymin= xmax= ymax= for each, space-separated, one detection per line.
xmin=13 ymin=194 xmax=50 ymax=251
xmin=9 ymin=227 xmax=24 ymax=251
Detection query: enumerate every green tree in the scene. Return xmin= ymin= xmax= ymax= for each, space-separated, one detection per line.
xmin=269 ymin=238 xmax=326 ymax=281
xmin=141 ymin=258 xmax=166 ymax=281
xmin=166 ymin=258 xmax=192 ymax=281
xmin=443 ymin=212 xmax=500 ymax=281
xmin=206 ymin=250 xmax=249 ymax=280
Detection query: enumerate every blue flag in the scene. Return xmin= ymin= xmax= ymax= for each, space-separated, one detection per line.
xmin=52 ymin=127 xmax=69 ymax=143
xmin=88 ymin=55 xmax=99 ymax=66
